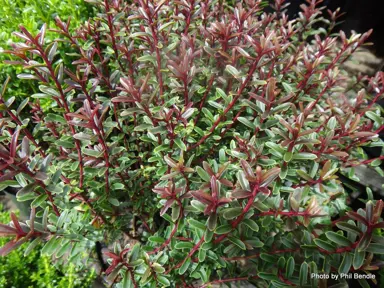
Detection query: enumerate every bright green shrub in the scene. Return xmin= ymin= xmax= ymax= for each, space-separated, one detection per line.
xmin=0 ymin=0 xmax=384 ymax=287
xmin=0 ymin=0 xmax=93 ymax=107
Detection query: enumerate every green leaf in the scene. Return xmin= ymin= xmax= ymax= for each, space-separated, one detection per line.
xmin=326 ymin=231 xmax=353 ymax=247
xmin=353 ymin=250 xmax=365 ymax=269
xmin=202 ymin=108 xmax=214 ymax=122
xmin=188 ymin=219 xmax=206 ymax=231
xmin=228 ymin=150 xmax=247 ymax=159
xmin=130 ymin=32 xmax=151 ymax=38
xmin=310 ymin=162 xmax=319 ymax=178
xmin=245 ymin=239 xmax=264 ymax=248
xmin=137 ymin=55 xmax=156 ymax=63
xmin=314 ymin=239 xmax=335 ymax=252
xmin=112 ymin=183 xmax=124 ymax=190
xmin=270 ymin=280 xmax=290 ymax=288
xmin=265 ymin=142 xmax=285 ymax=155
xmin=174 ymin=138 xmax=187 ymax=151
xmin=198 ymin=248 xmax=206 ymax=262
xmin=271 ymin=103 xmax=291 ymax=114
xmin=73 ymin=132 xmax=93 ymax=141
xmin=31 ymin=93 xmax=50 ymax=99
xmin=31 ymin=193 xmax=48 ymax=207
xmin=236 ymin=47 xmax=250 ymax=57
xmin=157 ymin=275 xmax=170 ymax=287
xmin=154 ymin=144 xmax=169 ymax=153
xmin=279 ymin=165 xmax=288 ymax=179
xmin=16 ymin=183 xmax=36 ymax=201
xmin=140 ymin=267 xmax=151 ymax=284
xmin=292 ymin=153 xmax=318 ymax=160
xmin=277 ymin=257 xmax=286 ymax=269
xmin=129 ymin=259 xmax=144 ymax=267
xmin=56 ymin=140 xmax=75 ymax=149
xmin=370 ymin=158 xmax=382 ymax=167
xmin=215 ymin=224 xmax=232 ymax=234
xmin=356 ymin=233 xmax=372 ymax=252
xmin=338 ymin=252 xmax=352 ymax=274
xmin=207 ymin=213 xmax=217 ymax=231
xmin=286 ymin=256 xmax=295 ymax=278
xmin=322 ymin=168 xmax=339 ymax=180
xmin=238 ymin=117 xmax=256 ymax=129
xmin=242 ymin=218 xmax=259 ymax=232
xmin=41 ymin=237 xmax=59 ymax=256
xmin=204 ymin=229 xmax=214 ymax=243
xmin=365 ymin=243 xmax=384 ymax=254
xmin=296 ymin=169 xmax=313 ymax=181
xmin=208 ymin=101 xmax=224 ymax=110
xmin=196 ymin=166 xmax=211 ymax=182
xmin=108 ymin=198 xmax=119 ymax=206
xmin=83 ymin=148 xmax=103 ymax=158
xmin=178 ymin=258 xmax=191 ymax=275
xmin=24 ymin=238 xmax=42 ymax=256
xmin=299 ymin=262 xmax=308 ymax=286
xmin=159 ymin=21 xmax=175 ymax=32
xmin=17 ymin=74 xmax=37 ymax=80
xmin=17 ymin=98 xmax=29 ymax=114
xmin=39 ymin=85 xmax=60 ymax=97
xmin=122 ymin=271 xmax=133 ymax=288
xmin=198 ymin=267 xmax=208 ymax=282
xmin=55 ymin=241 xmax=71 ymax=258
xmin=152 ymin=263 xmax=165 ymax=273
xmin=282 ymin=82 xmax=293 ymax=93
xmin=257 ymin=272 xmax=278 ymax=281
xmin=365 ymin=111 xmax=382 ymax=125
xmin=225 ymin=65 xmax=240 ymax=77
xmin=134 ymin=124 xmax=152 ymax=131
xmin=56 ymin=210 xmax=69 ymax=228
xmin=149 ymin=236 xmax=165 ymax=244
xmin=309 ymin=262 xmax=318 ymax=287
xmin=216 ymin=88 xmax=227 ymax=99
xmin=284 ymin=151 xmax=293 ymax=162
xmin=228 ymin=236 xmax=246 ymax=250
xmin=175 ymin=242 xmax=194 ymax=249
xmin=253 ymin=201 xmax=269 ymax=212
xmin=336 ymin=222 xmax=362 ymax=235
xmin=130 ymin=243 xmax=140 ymax=262
xmin=237 ymin=171 xmax=250 ymax=190
xmin=327 ymin=116 xmax=337 ymax=129
xmin=172 ymin=205 xmax=180 ymax=222
xmin=222 ymin=207 xmax=243 ymax=220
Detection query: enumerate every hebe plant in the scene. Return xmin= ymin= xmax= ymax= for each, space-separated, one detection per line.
xmin=0 ymin=0 xmax=384 ymax=287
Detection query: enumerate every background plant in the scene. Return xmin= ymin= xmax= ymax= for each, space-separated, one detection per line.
xmin=0 ymin=0 xmax=384 ymax=287
xmin=0 ymin=0 xmax=93 ymax=110
xmin=0 ymin=204 xmax=96 ymax=288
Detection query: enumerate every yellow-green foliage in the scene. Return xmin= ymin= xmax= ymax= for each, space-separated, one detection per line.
xmin=0 ymin=204 xmax=96 ymax=288
xmin=0 ymin=0 xmax=93 ymax=106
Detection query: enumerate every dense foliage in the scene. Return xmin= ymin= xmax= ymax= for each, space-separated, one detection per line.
xmin=0 ymin=0 xmax=384 ymax=287
xmin=0 ymin=0 xmax=93 ymax=109
xmin=0 ymin=204 xmax=96 ymax=287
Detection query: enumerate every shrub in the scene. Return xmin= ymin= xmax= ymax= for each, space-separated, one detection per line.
xmin=0 ymin=204 xmax=96 ymax=287
xmin=0 ymin=0 xmax=384 ymax=287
